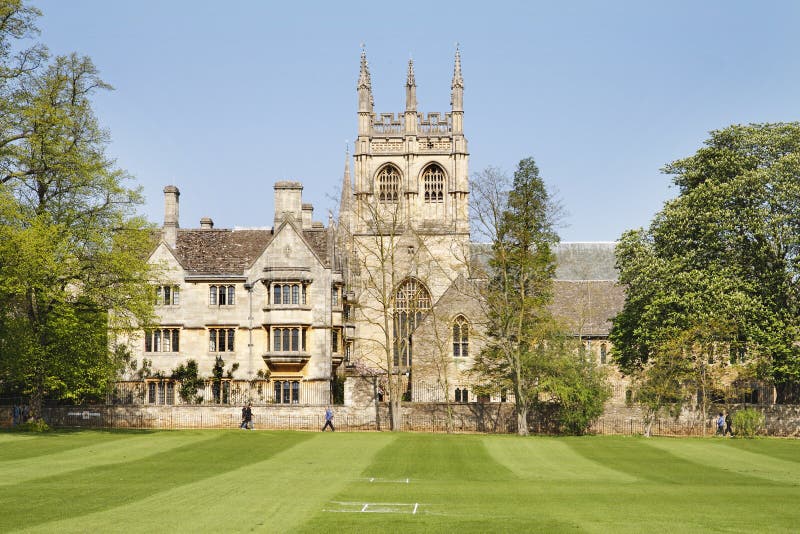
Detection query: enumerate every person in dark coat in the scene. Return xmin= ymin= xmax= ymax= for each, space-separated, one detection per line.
xmin=240 ymin=403 xmax=253 ymax=430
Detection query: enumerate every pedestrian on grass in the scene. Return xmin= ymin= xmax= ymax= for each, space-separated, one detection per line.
xmin=240 ymin=403 xmax=253 ymax=430
xmin=724 ymin=411 xmax=734 ymax=437
xmin=322 ymin=406 xmax=335 ymax=432
xmin=716 ymin=412 xmax=725 ymax=436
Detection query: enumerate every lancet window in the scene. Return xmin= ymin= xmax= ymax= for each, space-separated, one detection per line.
xmin=377 ymin=165 xmax=400 ymax=203
xmin=423 ymin=164 xmax=445 ymax=203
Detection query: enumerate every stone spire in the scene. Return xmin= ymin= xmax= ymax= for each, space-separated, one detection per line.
xmin=451 ymin=45 xmax=464 ymax=112
xmin=357 ymin=46 xmax=373 ymax=137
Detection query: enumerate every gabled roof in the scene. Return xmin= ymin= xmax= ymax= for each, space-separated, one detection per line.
xmin=166 ymin=226 xmax=332 ymax=276
xmin=173 ymin=229 xmax=273 ymax=275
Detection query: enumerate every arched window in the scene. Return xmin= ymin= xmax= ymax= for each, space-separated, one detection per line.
xmin=423 ymin=164 xmax=445 ymax=203
xmin=600 ymin=343 xmax=607 ymax=364
xmin=452 ymin=316 xmax=469 ymax=358
xmin=377 ymin=165 xmax=400 ymax=203
xmin=393 ymin=278 xmax=431 ymax=367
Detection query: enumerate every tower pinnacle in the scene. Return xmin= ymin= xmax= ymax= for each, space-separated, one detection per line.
xmin=358 ymin=46 xmax=374 ymax=111
xmin=451 ymin=45 xmax=464 ymax=112
xmin=405 ymin=58 xmax=417 ymax=112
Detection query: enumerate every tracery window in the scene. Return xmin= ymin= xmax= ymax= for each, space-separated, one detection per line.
xmin=377 ymin=165 xmax=400 ymax=203
xmin=393 ymin=278 xmax=431 ymax=367
xmin=423 ymin=164 xmax=445 ymax=203
xmin=452 ymin=316 xmax=469 ymax=358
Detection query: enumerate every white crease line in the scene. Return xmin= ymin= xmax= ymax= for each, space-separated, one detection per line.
xmin=369 ymin=477 xmax=374 ymax=482
xmin=413 ymin=503 xmax=419 ymax=515
xmin=361 ymin=503 xmax=369 ymax=512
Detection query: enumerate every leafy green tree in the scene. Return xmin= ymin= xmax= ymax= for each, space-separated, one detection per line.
xmin=612 ymin=123 xmax=800 ymax=403
xmin=0 ymin=2 xmax=155 ymax=419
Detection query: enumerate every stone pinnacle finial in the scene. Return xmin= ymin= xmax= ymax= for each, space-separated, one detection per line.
xmin=452 ymin=45 xmax=464 ymax=90
xmin=357 ymin=45 xmax=374 ymax=111
xmin=406 ymin=58 xmax=416 ymax=87
xmin=358 ymin=46 xmax=371 ymax=90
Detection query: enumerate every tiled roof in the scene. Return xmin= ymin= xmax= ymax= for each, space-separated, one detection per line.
xmin=169 ymin=226 xmax=331 ymax=275
xmin=470 ymin=242 xmax=618 ymax=281
xmin=173 ymin=229 xmax=273 ymax=275
xmin=549 ymin=280 xmax=625 ymax=337
xmin=554 ymin=242 xmax=618 ymax=281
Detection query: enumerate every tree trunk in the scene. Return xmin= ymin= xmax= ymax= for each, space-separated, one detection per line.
xmin=516 ymin=403 xmax=529 ymax=436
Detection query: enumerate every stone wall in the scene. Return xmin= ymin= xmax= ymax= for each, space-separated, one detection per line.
xmin=2 ymin=402 xmax=798 ymax=436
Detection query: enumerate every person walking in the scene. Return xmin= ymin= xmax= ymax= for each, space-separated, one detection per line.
xmin=724 ymin=411 xmax=734 ymax=437
xmin=240 ymin=403 xmax=253 ymax=430
xmin=322 ymin=407 xmax=335 ymax=432
xmin=715 ymin=412 xmax=725 ymax=436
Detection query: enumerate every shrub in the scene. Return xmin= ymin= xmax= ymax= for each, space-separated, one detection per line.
xmin=13 ymin=419 xmax=51 ymax=432
xmin=731 ymin=408 xmax=765 ymax=438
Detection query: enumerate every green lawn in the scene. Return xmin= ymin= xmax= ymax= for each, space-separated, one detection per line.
xmin=1 ymin=430 xmax=798 ymax=533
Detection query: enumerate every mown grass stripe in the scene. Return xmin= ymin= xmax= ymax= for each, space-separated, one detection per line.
xmin=17 ymin=432 xmax=395 ymax=534
xmin=0 ymin=431 xmax=313 ymax=532
xmin=645 ymin=438 xmax=800 ymax=486
xmin=0 ymin=431 xmax=217 ymax=486
xmin=482 ymin=435 xmax=638 ymax=483
xmin=0 ymin=430 xmax=133 ymax=462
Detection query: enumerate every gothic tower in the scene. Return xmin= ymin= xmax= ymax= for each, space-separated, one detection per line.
xmin=347 ymin=48 xmax=471 ymax=374
xmin=351 ymin=48 xmax=469 ymax=237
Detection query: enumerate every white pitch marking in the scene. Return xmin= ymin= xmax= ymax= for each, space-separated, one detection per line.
xmin=361 ymin=503 xmax=369 ymax=512
xmin=413 ymin=503 xmax=419 ymax=515
xmin=369 ymin=477 xmax=375 ymax=482
xmin=406 ymin=477 xmax=410 ymax=484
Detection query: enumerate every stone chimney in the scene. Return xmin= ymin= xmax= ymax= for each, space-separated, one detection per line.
xmin=274 ymin=181 xmax=303 ymax=226
xmin=163 ymin=185 xmax=180 ymax=247
xmin=200 ymin=217 xmax=214 ymax=229
xmin=302 ymin=203 xmax=314 ymax=229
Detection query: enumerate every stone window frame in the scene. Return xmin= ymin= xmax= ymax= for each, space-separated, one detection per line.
xmin=273 ymin=380 xmax=301 ymax=404
xmin=422 ymin=163 xmax=445 ymax=203
xmin=393 ymin=277 xmax=432 ymax=367
xmin=271 ymin=282 xmax=307 ymax=306
xmin=376 ymin=164 xmax=401 ymax=203
xmin=155 ymin=284 xmax=180 ymax=306
xmin=209 ymin=327 xmax=236 ymax=352
xmin=452 ymin=315 xmax=469 ymax=358
xmin=270 ymin=326 xmax=307 ymax=352
xmin=146 ymin=379 xmax=176 ymax=405
xmin=209 ymin=284 xmax=236 ymax=306
xmin=144 ymin=327 xmax=180 ymax=353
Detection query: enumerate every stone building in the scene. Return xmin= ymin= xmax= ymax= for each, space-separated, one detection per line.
xmin=129 ymin=50 xmax=626 ymax=407
xmin=128 ymin=182 xmax=345 ymax=404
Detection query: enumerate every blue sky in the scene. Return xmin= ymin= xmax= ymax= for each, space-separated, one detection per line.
xmin=35 ymin=0 xmax=800 ymax=241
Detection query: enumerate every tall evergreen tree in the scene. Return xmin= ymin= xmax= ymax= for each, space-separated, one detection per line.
xmin=473 ymin=158 xmax=560 ymax=435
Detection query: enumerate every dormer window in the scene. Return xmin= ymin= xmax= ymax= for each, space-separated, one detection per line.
xmin=377 ymin=165 xmax=400 ymax=203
